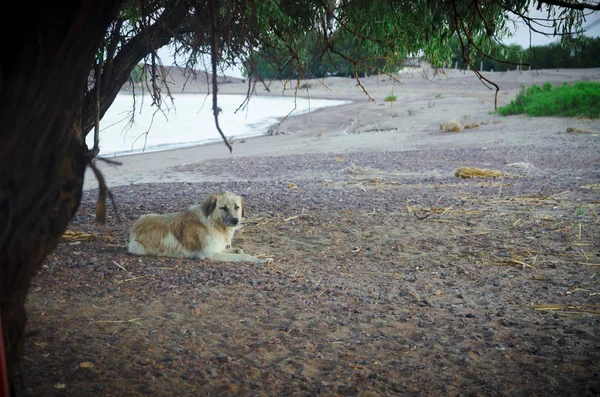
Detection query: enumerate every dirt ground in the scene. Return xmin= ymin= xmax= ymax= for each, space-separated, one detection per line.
xmin=17 ymin=70 xmax=600 ymax=396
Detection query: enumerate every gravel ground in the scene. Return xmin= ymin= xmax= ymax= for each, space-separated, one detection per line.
xmin=19 ymin=138 xmax=600 ymax=396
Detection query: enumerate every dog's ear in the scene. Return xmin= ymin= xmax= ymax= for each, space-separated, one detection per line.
xmin=242 ymin=201 xmax=246 ymax=218
xmin=202 ymin=195 xmax=218 ymax=217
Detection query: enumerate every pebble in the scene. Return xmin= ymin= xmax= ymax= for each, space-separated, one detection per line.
xmin=215 ymin=354 xmax=230 ymax=363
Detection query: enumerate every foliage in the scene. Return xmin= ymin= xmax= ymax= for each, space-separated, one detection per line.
xmin=129 ymin=64 xmax=146 ymax=84
xmin=449 ymin=37 xmax=600 ymax=71
xmin=384 ymin=94 xmax=397 ymax=102
xmin=498 ymin=81 xmax=600 ymax=117
xmin=86 ymin=0 xmax=594 ymax=140
xmin=248 ymin=35 xmax=600 ymax=79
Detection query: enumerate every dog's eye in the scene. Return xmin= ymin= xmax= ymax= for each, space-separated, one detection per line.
xmin=220 ymin=206 xmax=228 ymax=211
xmin=234 ymin=205 xmax=240 ymax=210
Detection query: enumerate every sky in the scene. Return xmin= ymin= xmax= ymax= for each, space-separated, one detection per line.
xmin=157 ymin=7 xmax=600 ymax=78
xmin=504 ymin=7 xmax=600 ymax=47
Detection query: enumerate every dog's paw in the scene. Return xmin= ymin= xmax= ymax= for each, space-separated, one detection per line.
xmin=230 ymin=248 xmax=245 ymax=254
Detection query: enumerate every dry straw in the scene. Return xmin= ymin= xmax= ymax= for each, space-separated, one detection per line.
xmin=455 ymin=167 xmax=505 ymax=179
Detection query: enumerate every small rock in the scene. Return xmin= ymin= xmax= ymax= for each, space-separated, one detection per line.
xmin=215 ymin=354 xmax=230 ymax=363
xmin=209 ymin=368 xmax=218 ymax=378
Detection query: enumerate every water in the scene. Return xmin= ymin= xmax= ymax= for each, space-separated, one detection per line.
xmin=89 ymin=93 xmax=350 ymax=157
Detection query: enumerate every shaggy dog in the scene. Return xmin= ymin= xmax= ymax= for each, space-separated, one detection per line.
xmin=128 ymin=191 xmax=270 ymax=263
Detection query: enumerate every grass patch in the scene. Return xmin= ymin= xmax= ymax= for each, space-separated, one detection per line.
xmin=384 ymin=94 xmax=397 ymax=103
xmin=498 ymin=81 xmax=600 ymax=118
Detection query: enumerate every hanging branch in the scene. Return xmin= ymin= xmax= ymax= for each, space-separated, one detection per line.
xmin=85 ymin=62 xmax=102 ymax=160
xmin=83 ymin=59 xmax=121 ymax=223
xmin=88 ymin=160 xmax=121 ymax=224
xmin=208 ymin=0 xmax=233 ymax=153
xmin=319 ymin=17 xmax=401 ymax=103
xmin=452 ymin=0 xmax=500 ymax=109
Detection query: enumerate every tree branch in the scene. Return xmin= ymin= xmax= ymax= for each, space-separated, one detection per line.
xmin=85 ymin=62 xmax=102 ymax=160
xmin=89 ymin=160 xmax=120 ymax=224
xmin=538 ymin=0 xmax=600 ymax=11
xmin=452 ymin=0 xmax=500 ymax=109
xmin=207 ymin=0 xmax=233 ymax=153
xmin=81 ymin=1 xmax=187 ymax=138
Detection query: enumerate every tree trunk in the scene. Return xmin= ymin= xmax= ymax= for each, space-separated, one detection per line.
xmin=0 ymin=0 xmax=121 ymax=390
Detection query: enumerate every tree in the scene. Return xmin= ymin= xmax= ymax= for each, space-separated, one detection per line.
xmin=0 ymin=2 xmax=123 ymax=393
xmin=1 ymin=0 xmax=598 ymax=392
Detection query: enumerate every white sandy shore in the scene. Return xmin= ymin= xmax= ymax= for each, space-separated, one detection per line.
xmin=84 ymin=68 xmax=600 ymax=190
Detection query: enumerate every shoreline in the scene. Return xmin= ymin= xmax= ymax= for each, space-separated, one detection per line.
xmin=92 ymin=92 xmax=352 ymax=158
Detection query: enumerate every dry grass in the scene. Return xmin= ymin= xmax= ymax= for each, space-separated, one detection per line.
xmin=529 ymin=304 xmax=600 ymax=316
xmin=566 ymin=127 xmax=598 ymax=134
xmin=455 ymin=167 xmax=505 ymax=179
xmin=61 ymin=230 xmax=94 ymax=241
xmin=581 ymin=183 xmax=600 ymax=191
xmin=440 ymin=119 xmax=463 ymax=132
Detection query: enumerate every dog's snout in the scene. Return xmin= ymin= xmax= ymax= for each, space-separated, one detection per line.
xmin=231 ymin=217 xmax=239 ymax=225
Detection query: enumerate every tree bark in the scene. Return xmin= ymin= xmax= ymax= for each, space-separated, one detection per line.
xmin=0 ymin=0 xmax=122 ymax=390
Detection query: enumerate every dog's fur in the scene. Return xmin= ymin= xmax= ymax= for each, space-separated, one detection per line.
xmin=128 ymin=191 xmax=270 ymax=263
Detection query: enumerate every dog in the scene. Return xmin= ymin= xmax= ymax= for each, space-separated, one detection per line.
xmin=128 ymin=191 xmax=270 ymax=263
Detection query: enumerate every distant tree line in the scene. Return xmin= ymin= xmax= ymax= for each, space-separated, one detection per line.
xmin=450 ymin=37 xmax=600 ymax=71
xmin=243 ymin=31 xmax=398 ymax=80
xmin=240 ymin=36 xmax=600 ymax=79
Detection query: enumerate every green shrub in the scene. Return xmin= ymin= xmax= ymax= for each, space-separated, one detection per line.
xmin=384 ymin=94 xmax=397 ymax=102
xmin=498 ymin=81 xmax=600 ymax=118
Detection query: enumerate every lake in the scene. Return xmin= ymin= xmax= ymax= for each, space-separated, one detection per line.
xmin=89 ymin=93 xmax=351 ymax=157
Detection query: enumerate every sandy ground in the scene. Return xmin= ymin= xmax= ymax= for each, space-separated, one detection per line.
xmin=85 ymin=68 xmax=600 ymax=189
xmin=19 ymin=68 xmax=600 ymax=396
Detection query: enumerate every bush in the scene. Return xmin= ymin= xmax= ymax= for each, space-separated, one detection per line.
xmin=498 ymin=81 xmax=600 ymax=118
xmin=384 ymin=94 xmax=397 ymax=102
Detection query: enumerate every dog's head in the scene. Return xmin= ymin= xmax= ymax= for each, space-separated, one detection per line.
xmin=201 ymin=191 xmax=245 ymax=227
